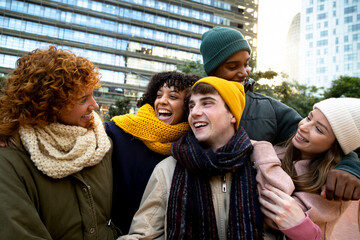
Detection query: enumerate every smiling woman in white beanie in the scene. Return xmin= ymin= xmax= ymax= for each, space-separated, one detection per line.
xmin=313 ymin=98 xmax=360 ymax=155
xmin=251 ymin=97 xmax=360 ymax=240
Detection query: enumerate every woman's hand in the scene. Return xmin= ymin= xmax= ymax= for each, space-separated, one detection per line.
xmin=259 ymin=184 xmax=305 ymax=229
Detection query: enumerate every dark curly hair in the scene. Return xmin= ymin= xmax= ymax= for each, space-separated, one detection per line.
xmin=137 ymin=71 xmax=199 ymax=109
xmin=0 ymin=46 xmax=100 ymax=140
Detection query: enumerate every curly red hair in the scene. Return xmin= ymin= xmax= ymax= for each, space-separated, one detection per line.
xmin=0 ymin=46 xmax=100 ymax=139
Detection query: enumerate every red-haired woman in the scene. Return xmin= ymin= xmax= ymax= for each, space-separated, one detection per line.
xmin=0 ymin=46 xmax=117 ymax=239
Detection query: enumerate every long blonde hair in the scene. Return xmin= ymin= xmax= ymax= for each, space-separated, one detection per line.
xmin=280 ymin=133 xmax=342 ymax=193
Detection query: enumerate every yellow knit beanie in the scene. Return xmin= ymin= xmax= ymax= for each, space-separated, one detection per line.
xmin=193 ymin=77 xmax=246 ymax=130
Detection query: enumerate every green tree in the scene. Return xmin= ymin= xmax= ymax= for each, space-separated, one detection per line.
xmin=176 ymin=60 xmax=207 ymax=77
xmin=324 ymin=76 xmax=360 ymax=98
xmin=103 ymin=97 xmax=131 ymax=121
xmin=250 ymin=69 xmax=278 ymax=82
xmin=278 ymin=82 xmax=322 ymax=117
xmin=253 ymin=71 xmax=322 ymax=117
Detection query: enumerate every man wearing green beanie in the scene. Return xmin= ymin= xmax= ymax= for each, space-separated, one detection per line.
xmin=199 ymin=26 xmax=360 ymax=202
xmin=201 ymin=26 xmax=252 ymax=76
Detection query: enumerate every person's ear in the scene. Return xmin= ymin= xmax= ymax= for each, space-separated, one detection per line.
xmin=230 ymin=115 xmax=236 ymax=124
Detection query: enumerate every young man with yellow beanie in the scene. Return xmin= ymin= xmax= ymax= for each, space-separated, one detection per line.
xmin=200 ymin=26 xmax=360 ymax=202
xmin=119 ymin=77 xmax=263 ymax=239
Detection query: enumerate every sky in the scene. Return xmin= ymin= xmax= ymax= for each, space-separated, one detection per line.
xmin=257 ymin=0 xmax=302 ymax=72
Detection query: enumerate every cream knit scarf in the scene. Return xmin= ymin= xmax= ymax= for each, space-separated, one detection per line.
xmin=19 ymin=112 xmax=111 ymax=179
xmin=111 ymin=104 xmax=190 ymax=155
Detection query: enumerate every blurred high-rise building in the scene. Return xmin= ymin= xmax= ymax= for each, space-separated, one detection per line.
xmin=299 ymin=0 xmax=360 ymax=89
xmin=284 ymin=12 xmax=301 ymax=82
xmin=0 ymin=0 xmax=258 ymax=108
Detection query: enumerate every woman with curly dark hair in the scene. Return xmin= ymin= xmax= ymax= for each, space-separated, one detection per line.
xmin=0 ymin=46 xmax=117 ymax=239
xmin=105 ymin=71 xmax=199 ymax=234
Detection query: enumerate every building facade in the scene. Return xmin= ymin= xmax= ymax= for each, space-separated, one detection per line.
xmin=284 ymin=12 xmax=301 ymax=82
xmin=299 ymin=0 xmax=360 ymax=89
xmin=0 ymin=0 xmax=258 ymax=110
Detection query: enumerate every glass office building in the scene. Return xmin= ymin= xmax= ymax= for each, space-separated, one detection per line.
xmin=0 ymin=0 xmax=258 ymax=108
xmin=300 ymin=0 xmax=360 ymax=89
xmin=284 ymin=13 xmax=301 ymax=82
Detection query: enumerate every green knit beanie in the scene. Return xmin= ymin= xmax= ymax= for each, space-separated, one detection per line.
xmin=200 ymin=27 xmax=252 ymax=75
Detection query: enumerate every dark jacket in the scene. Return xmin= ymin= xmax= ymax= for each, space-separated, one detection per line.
xmin=105 ymin=121 xmax=165 ymax=234
xmin=241 ymin=91 xmax=360 ymax=177
xmin=0 ymin=144 xmax=115 ymax=240
xmin=240 ymin=91 xmax=302 ymax=144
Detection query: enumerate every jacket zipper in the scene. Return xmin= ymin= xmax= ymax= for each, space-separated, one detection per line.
xmin=222 ymin=175 xmax=226 ymax=193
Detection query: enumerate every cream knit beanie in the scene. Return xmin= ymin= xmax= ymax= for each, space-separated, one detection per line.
xmin=314 ymin=98 xmax=360 ymax=155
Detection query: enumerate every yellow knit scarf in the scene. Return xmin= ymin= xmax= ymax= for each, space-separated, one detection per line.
xmin=111 ymin=104 xmax=190 ymax=155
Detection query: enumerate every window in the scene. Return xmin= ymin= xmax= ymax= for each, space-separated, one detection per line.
xmin=157 ymin=1 xmax=166 ymax=11
xmin=350 ymin=24 xmax=360 ymax=32
xmin=344 ymin=16 xmax=353 ymax=23
xmin=306 ymin=33 xmax=313 ymax=39
xmin=169 ymin=4 xmax=178 ymax=14
xmin=344 ymin=63 xmax=352 ymax=71
xmin=345 ymin=54 xmax=356 ymax=61
xmin=155 ymin=16 xmax=166 ymax=26
xmin=344 ymin=44 xmax=352 ymax=52
xmin=317 ymin=39 xmax=328 ymax=46
xmin=354 ymin=33 xmax=360 ymax=41
xmin=320 ymin=30 xmax=328 ymax=37
xmin=317 ymin=13 xmax=327 ymax=20
xmin=317 ymin=5 xmax=324 ymax=11
xmin=316 ymin=67 xmax=326 ymax=74
xmin=91 ymin=1 xmax=102 ymax=11
xmin=306 ymin=7 xmax=313 ymax=14
xmin=316 ymin=58 xmax=324 ymax=64
xmin=344 ymin=6 xmax=357 ymax=14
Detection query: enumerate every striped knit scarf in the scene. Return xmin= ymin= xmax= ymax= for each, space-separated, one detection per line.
xmin=168 ymin=128 xmax=263 ymax=239
xmin=111 ymin=104 xmax=190 ymax=155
